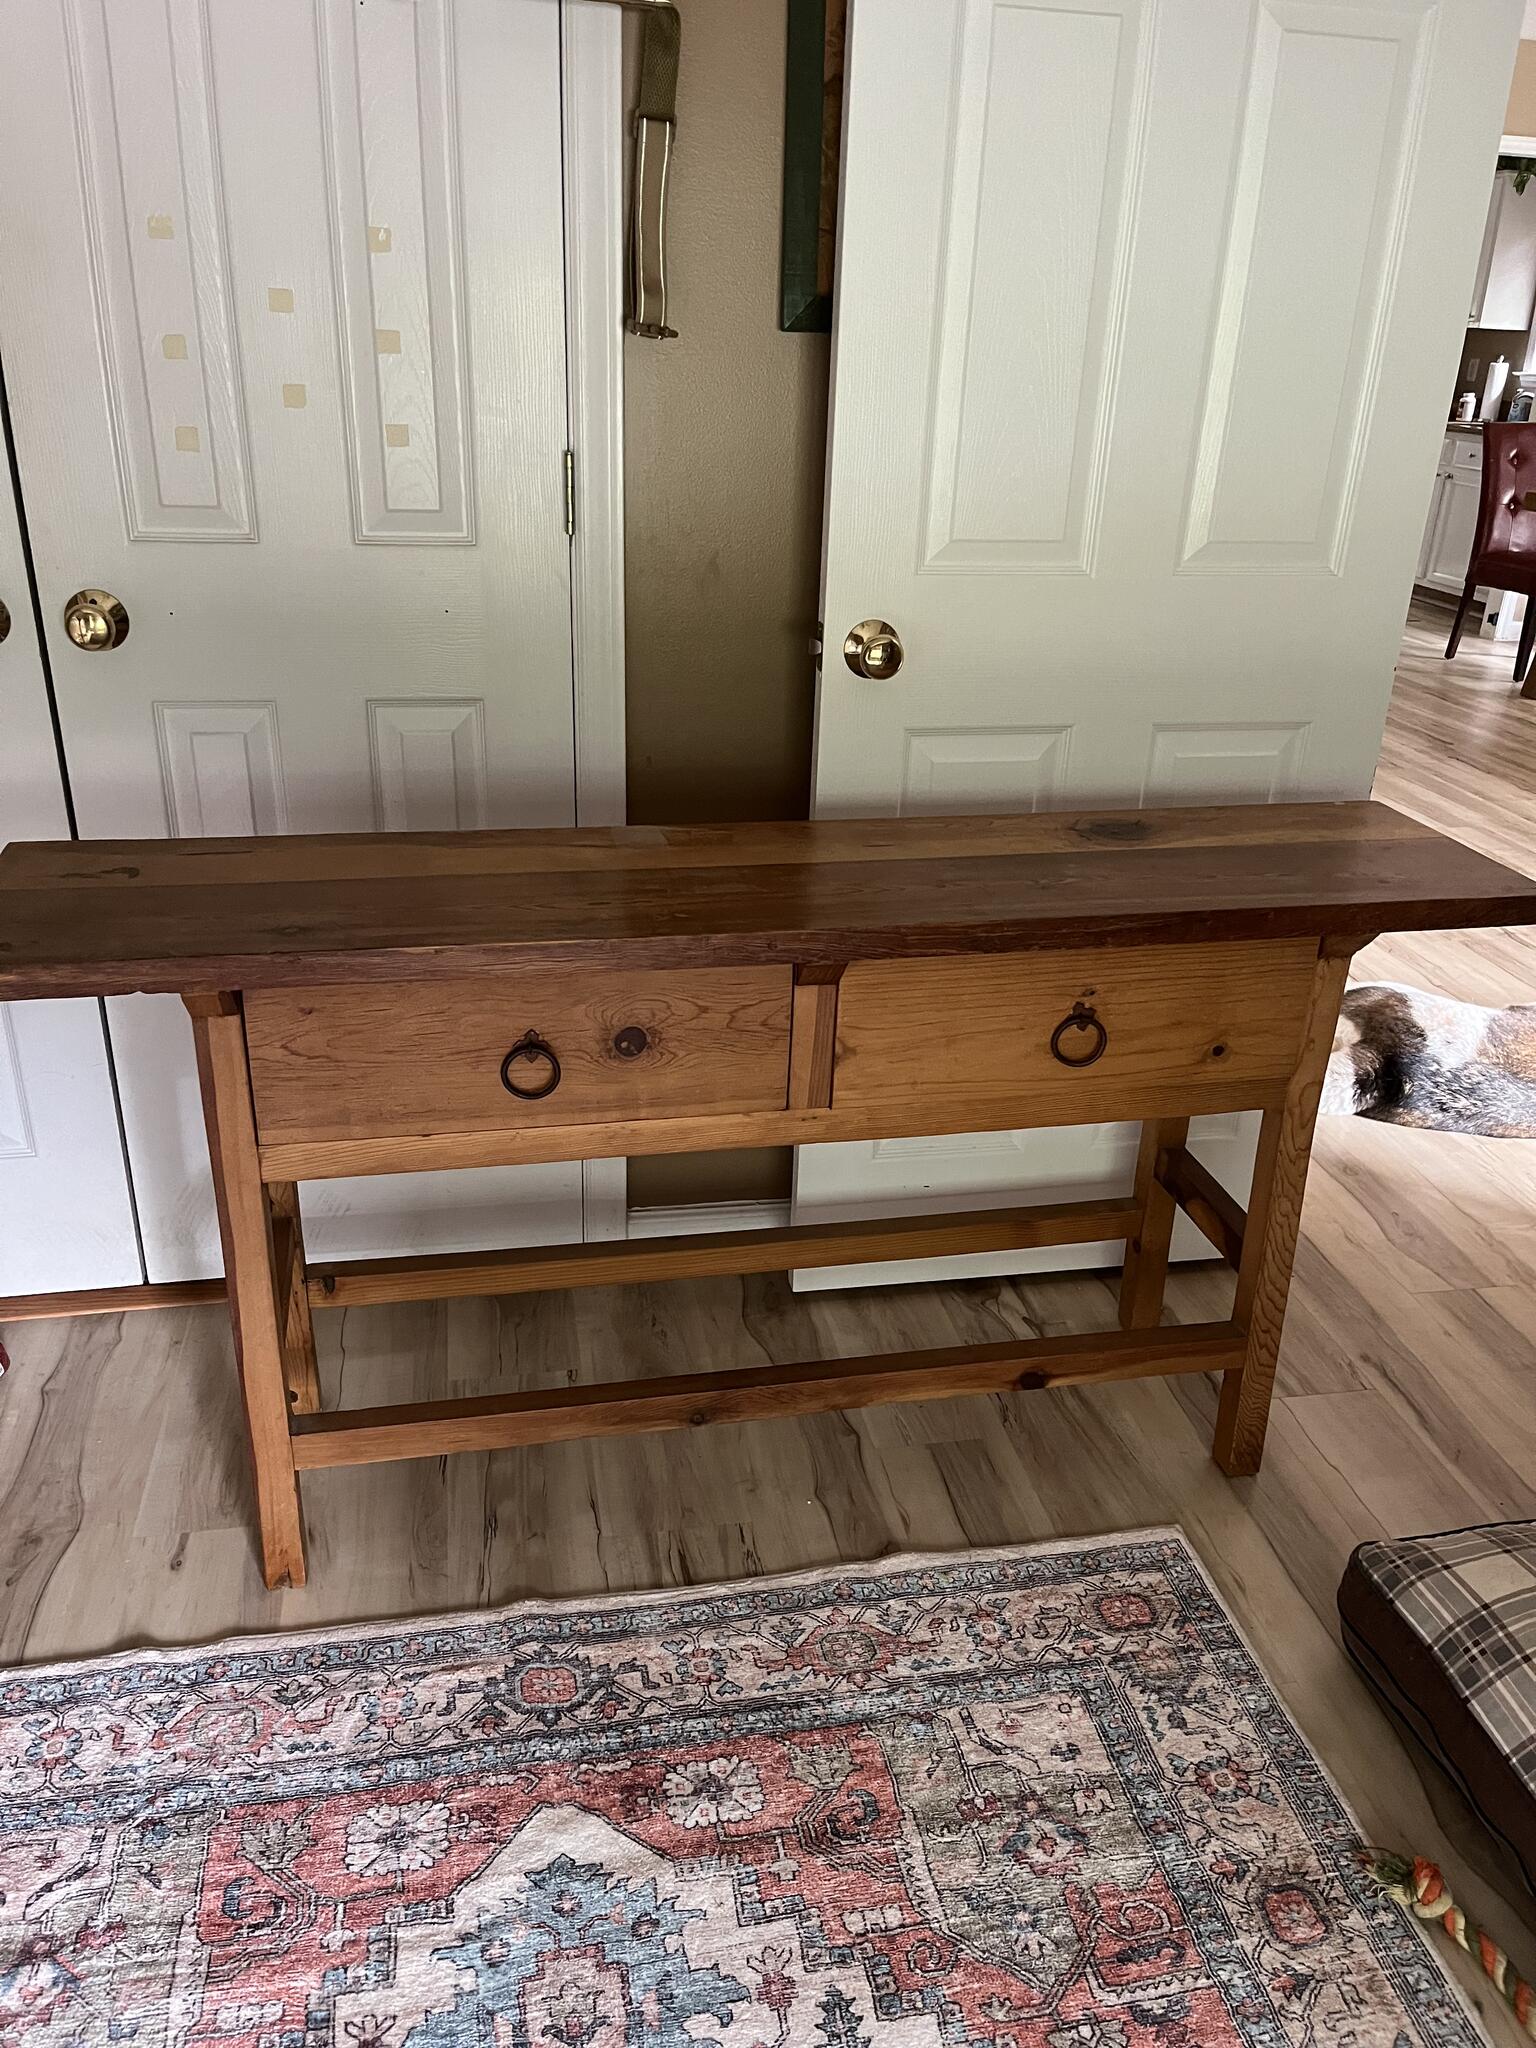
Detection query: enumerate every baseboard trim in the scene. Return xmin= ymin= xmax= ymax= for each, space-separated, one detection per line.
xmin=2 ymin=1206 xmax=795 ymax=1322
xmin=1 ymin=1204 xmax=884 ymax=1323
xmin=0 ymin=1278 xmax=226 ymax=1324
xmin=627 ymin=1199 xmax=793 ymax=1239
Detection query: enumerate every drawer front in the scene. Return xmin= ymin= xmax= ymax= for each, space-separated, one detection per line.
xmin=1450 ymin=434 xmax=1483 ymax=473
xmin=245 ymin=967 xmax=793 ymax=1142
xmin=831 ymin=941 xmax=1317 ymax=1114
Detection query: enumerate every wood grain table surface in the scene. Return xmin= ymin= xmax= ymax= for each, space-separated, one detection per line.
xmin=2 ymin=801 xmax=1534 ymax=995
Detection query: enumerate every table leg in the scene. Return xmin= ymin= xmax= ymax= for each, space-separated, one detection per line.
xmin=1214 ymin=948 xmax=1352 ymax=1478
xmin=1119 ymin=1117 xmax=1189 ymax=1329
xmin=268 ymin=1181 xmax=321 ymax=1414
xmin=187 ymin=996 xmax=307 ymax=1588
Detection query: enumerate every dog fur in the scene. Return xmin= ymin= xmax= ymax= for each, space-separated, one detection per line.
xmin=1322 ymin=982 xmax=1536 ymax=1136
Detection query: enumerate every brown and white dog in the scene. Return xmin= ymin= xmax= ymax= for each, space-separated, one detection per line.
xmin=1322 ymin=982 xmax=1536 ymax=1136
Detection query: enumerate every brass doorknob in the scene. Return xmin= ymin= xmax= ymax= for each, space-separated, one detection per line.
xmin=843 ymin=618 xmax=903 ymax=679
xmin=63 ymin=589 xmax=129 ymax=651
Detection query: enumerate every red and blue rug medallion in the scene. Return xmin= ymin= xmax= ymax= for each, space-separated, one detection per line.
xmin=0 ymin=1532 xmax=1482 ymax=2045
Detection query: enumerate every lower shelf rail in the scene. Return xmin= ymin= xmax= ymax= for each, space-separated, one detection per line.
xmin=289 ymin=1318 xmax=1247 ymax=1469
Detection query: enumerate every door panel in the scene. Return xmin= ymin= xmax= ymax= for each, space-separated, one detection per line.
xmin=1422 ymin=471 xmax=1482 ymax=594
xmin=797 ymin=0 xmax=1522 ymax=1285
xmin=0 ymin=465 xmax=140 ymax=1297
xmin=1415 ymin=454 xmax=1448 ymax=579
xmin=0 ymin=0 xmax=587 ymax=1277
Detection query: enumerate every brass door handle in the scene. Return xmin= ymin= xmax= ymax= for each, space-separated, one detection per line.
xmin=63 ymin=589 xmax=129 ymax=651
xmin=842 ymin=618 xmax=903 ymax=679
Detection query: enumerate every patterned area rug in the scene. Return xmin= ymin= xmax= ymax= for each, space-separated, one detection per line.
xmin=0 ymin=1532 xmax=1484 ymax=2047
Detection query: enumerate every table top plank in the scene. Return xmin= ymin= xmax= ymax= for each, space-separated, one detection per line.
xmin=0 ymin=801 xmax=1432 ymax=887
xmin=2 ymin=801 xmax=1533 ymax=997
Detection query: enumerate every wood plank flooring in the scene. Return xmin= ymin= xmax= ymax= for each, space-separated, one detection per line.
xmin=5 ymin=595 xmax=1536 ymax=2034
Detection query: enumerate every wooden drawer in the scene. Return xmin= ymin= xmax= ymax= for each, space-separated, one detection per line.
xmin=830 ymin=941 xmax=1316 ymax=1117
xmin=245 ymin=967 xmax=793 ymax=1142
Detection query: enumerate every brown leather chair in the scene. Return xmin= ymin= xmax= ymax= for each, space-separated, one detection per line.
xmin=1446 ymin=422 xmax=1536 ymax=691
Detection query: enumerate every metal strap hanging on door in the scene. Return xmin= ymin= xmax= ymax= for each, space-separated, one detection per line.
xmin=579 ymin=0 xmax=680 ymax=337
xmin=625 ymin=0 xmax=680 ymax=338
xmin=554 ymin=0 xmax=680 ymax=338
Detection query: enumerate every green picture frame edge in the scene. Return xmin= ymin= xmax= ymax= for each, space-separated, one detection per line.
xmin=780 ymin=0 xmax=832 ymax=333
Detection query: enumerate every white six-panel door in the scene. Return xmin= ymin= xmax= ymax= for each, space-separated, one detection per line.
xmin=797 ymin=0 xmax=1523 ymax=1285
xmin=0 ymin=465 xmax=141 ymax=1296
xmin=0 ymin=0 xmax=603 ymax=1280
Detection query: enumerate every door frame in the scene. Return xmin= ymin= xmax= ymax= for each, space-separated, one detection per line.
xmin=564 ymin=0 xmax=626 ymax=833
xmin=562 ymin=1 xmax=629 ymax=1239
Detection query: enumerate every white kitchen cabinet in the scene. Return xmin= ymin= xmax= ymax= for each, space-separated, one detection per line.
xmin=1417 ymin=433 xmax=1487 ymax=595
xmin=1423 ymin=468 xmax=1484 ymax=590
xmin=1416 ymin=458 xmax=1447 ymax=578
xmin=1470 ymin=170 xmax=1536 ymax=328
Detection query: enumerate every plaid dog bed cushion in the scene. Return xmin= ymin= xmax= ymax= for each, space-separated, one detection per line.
xmin=1339 ymin=1522 xmax=1536 ymax=1889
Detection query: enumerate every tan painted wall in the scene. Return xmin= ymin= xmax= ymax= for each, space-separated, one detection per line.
xmin=622 ymin=0 xmax=829 ymax=1210
xmin=1508 ymin=39 xmax=1536 ymax=137
xmin=623 ymin=0 xmax=826 ymax=828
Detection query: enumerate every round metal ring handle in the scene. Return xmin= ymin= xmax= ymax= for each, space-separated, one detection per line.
xmin=1049 ymin=1001 xmax=1108 ymax=1068
xmin=499 ymin=1030 xmax=562 ymax=1100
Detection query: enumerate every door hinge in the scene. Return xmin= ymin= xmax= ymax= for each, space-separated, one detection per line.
xmin=563 ymin=449 xmax=576 ymax=537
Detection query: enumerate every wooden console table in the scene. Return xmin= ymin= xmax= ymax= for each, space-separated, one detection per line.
xmin=3 ymin=803 xmax=1533 ymax=1589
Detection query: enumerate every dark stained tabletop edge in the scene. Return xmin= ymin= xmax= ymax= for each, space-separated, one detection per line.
xmin=0 ymin=798 xmax=1441 ymax=882
xmin=3 ymin=805 xmax=1536 ymax=999
xmin=5 ymin=895 xmax=1536 ymax=1000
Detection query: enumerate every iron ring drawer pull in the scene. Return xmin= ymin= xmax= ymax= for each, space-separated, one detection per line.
xmin=1050 ymin=1002 xmax=1108 ymax=1067
xmin=500 ymin=1031 xmax=562 ymax=1100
